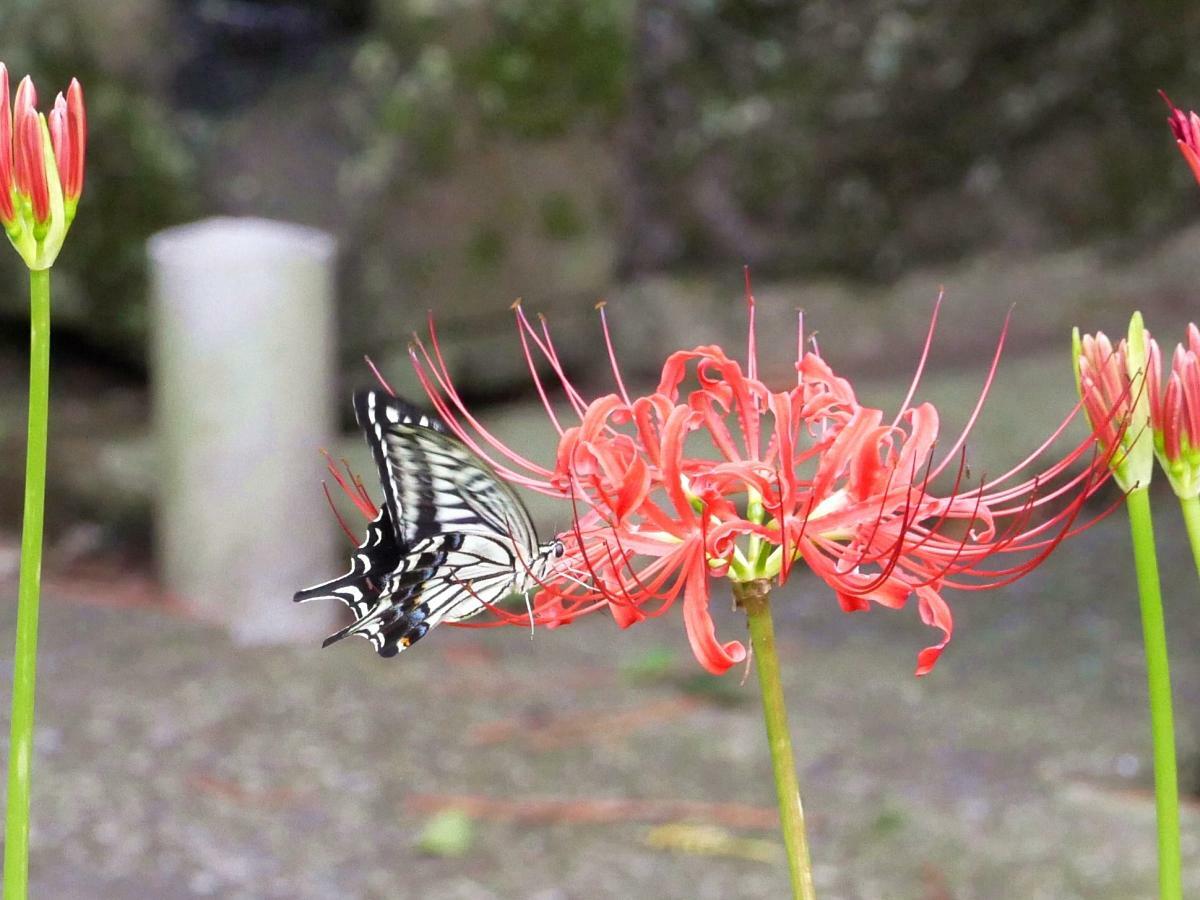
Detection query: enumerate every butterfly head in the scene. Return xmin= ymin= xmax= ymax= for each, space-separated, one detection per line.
xmin=519 ymin=537 xmax=565 ymax=592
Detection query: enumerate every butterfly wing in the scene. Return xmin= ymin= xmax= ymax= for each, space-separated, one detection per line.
xmin=317 ymin=531 xmax=522 ymax=656
xmin=296 ymin=389 xmax=542 ymax=657
xmin=353 ymin=389 xmax=539 ymax=551
xmin=292 ymin=507 xmax=403 ymax=620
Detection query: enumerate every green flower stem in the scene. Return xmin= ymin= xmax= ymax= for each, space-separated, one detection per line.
xmin=736 ymin=579 xmax=815 ymax=900
xmin=4 ymin=268 xmax=51 ymax=900
xmin=1126 ymin=487 xmax=1181 ymax=900
xmin=1178 ymin=495 xmax=1200 ymax=586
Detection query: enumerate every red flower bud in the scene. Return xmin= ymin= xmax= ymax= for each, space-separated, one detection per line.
xmin=1142 ymin=324 xmax=1200 ymax=498
xmin=11 ymin=76 xmax=48 ymax=225
xmin=0 ymin=64 xmax=87 ymax=268
xmin=49 ymin=80 xmax=85 ymax=203
xmin=1161 ymin=90 xmax=1200 ymax=187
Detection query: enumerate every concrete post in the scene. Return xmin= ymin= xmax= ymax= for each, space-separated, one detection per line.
xmin=148 ymin=217 xmax=339 ymax=644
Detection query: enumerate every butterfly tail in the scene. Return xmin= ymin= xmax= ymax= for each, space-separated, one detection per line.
xmin=293 ymin=570 xmax=373 ymax=622
xmin=292 ymin=508 xmax=403 ymax=614
xmin=320 ymin=599 xmax=433 ymax=657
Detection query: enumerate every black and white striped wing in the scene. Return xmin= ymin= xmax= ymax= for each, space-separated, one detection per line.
xmin=294 ymin=390 xmax=541 ymax=657
xmin=311 ymin=530 xmax=523 ymax=657
xmin=293 ymin=505 xmax=403 ymax=621
xmin=353 ymin=390 xmax=540 ymax=553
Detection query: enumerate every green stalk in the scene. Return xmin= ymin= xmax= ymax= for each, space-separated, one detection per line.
xmin=1125 ymin=487 xmax=1181 ymax=900
xmin=4 ymin=268 xmax=51 ymax=900
xmin=736 ymin=579 xmax=816 ymax=900
xmin=1178 ymin=495 xmax=1200 ymax=586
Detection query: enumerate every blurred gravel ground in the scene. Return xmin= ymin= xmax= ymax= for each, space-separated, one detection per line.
xmin=0 ymin=503 xmax=1197 ymax=899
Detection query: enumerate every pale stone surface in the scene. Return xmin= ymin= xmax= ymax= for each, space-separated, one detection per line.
xmin=148 ymin=217 xmax=339 ymax=643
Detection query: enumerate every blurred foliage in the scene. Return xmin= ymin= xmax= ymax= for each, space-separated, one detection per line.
xmin=539 ymin=191 xmax=587 ymax=240
xmin=2 ymin=0 xmax=1198 ymax=379
xmin=351 ymin=0 xmax=632 ymax=177
xmin=334 ymin=0 xmax=1200 ymax=395
xmin=465 ymin=0 xmax=631 ymax=138
xmin=0 ymin=1 xmax=199 ymax=360
xmin=333 ymin=1 xmax=631 ymax=395
xmin=621 ymin=0 xmax=1200 ymax=277
xmin=350 ymin=0 xmax=1200 ymax=297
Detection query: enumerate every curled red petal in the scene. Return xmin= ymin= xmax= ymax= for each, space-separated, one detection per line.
xmin=914 ymin=586 xmax=953 ymax=676
xmin=608 ymin=591 xmax=645 ymax=628
xmin=681 ymin=550 xmax=745 ymax=675
xmin=660 ymin=405 xmax=699 ymax=522
xmin=612 ymin=454 xmax=650 ymax=520
xmin=836 ymin=591 xmax=870 ymax=613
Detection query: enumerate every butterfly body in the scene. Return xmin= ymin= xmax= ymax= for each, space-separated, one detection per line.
xmin=294 ymin=390 xmax=562 ymax=656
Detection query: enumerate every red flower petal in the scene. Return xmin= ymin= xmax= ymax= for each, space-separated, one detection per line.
xmin=0 ymin=64 xmax=13 ymax=223
xmin=914 ymin=587 xmax=953 ymax=676
xmin=681 ymin=549 xmax=746 ymax=675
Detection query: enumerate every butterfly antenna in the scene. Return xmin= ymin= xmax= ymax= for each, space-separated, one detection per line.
xmin=555 ymin=568 xmax=596 ymax=590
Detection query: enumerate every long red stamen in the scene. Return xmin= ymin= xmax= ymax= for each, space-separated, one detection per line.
xmin=512 ymin=302 xmax=565 ymax=436
xmin=891 ymin=289 xmax=943 ymax=429
xmin=410 ymin=333 xmax=554 ymax=484
xmin=930 ymin=307 xmax=1010 ymax=479
xmin=744 ymin=266 xmax=758 ymax=384
xmin=513 ymin=305 xmax=588 ymax=417
xmin=322 ymin=482 xmax=361 ymax=545
xmin=596 ymin=301 xmax=631 ymax=407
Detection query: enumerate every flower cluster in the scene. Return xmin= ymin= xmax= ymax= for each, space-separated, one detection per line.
xmin=0 ymin=64 xmax=85 ymax=270
xmin=1075 ymin=312 xmax=1200 ymax=500
xmin=390 ymin=289 xmax=1109 ymax=677
xmin=1073 ymin=314 xmax=1155 ymax=493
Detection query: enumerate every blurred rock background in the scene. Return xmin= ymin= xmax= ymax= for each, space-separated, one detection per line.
xmin=1 ymin=0 xmax=1199 ymax=538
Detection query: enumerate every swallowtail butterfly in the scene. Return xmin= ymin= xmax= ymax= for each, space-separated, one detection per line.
xmin=294 ymin=389 xmax=563 ymax=656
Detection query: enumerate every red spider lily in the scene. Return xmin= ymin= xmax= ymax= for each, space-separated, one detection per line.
xmin=0 ymin=63 xmax=86 ymax=269
xmin=1145 ymin=323 xmax=1200 ymax=498
xmin=1162 ymin=91 xmax=1200 ymax=186
xmin=385 ymin=287 xmax=1112 ymax=677
xmin=1073 ymin=315 xmax=1155 ymax=493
